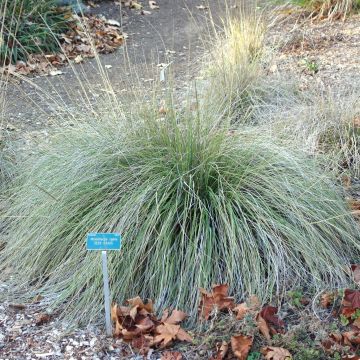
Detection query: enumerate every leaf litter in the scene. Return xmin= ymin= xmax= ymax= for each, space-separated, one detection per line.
xmin=2 ymin=14 xmax=126 ymax=76
xmin=3 ymin=282 xmax=360 ymax=358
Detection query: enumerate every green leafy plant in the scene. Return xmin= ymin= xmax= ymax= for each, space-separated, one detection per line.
xmin=302 ymin=58 xmax=319 ymax=74
xmin=351 ymin=308 xmax=360 ymax=320
xmin=294 ymin=347 xmax=321 ymax=360
xmin=1 ymin=101 xmax=359 ymax=323
xmin=340 ymin=314 xmax=350 ymax=326
xmin=288 ymin=290 xmax=304 ymax=307
xmin=247 ymin=352 xmax=261 ymax=360
xmin=0 ymin=0 xmax=72 ymax=63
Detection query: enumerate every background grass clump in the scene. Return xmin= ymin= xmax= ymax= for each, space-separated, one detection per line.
xmin=1 ymin=102 xmax=359 ymax=323
xmin=203 ymin=12 xmax=266 ymax=122
xmin=292 ymin=0 xmax=360 ymax=19
xmin=253 ymin=87 xmax=360 ymax=179
xmin=0 ymin=0 xmax=72 ymax=64
xmin=0 ymin=143 xmax=13 ymax=188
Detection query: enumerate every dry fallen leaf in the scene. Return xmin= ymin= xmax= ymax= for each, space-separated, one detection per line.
xmin=257 ymin=314 xmax=271 ymax=341
xmin=135 ymin=316 xmax=155 ymax=332
xmin=131 ymin=334 xmax=154 ymax=355
xmin=161 ymin=351 xmax=183 ymax=360
xmin=353 ymin=316 xmax=360 ymax=329
xmin=233 ymin=303 xmax=250 ymax=320
xmin=35 ymin=313 xmax=51 ymax=326
xmin=351 ymin=265 xmax=360 ymax=285
xmin=343 ymin=289 xmax=360 ymax=309
xmin=261 ymin=346 xmax=292 ymax=360
xmin=231 ymin=335 xmax=253 ymax=360
xmin=320 ymin=292 xmax=335 ymax=308
xmin=111 ymin=303 xmax=127 ymax=337
xmin=257 ymin=305 xmax=284 ymax=340
xmin=211 ymin=341 xmax=228 ymax=360
xmin=233 ymin=296 xmax=261 ymax=320
xmin=340 ymin=306 xmax=356 ymax=320
xmin=113 ymin=298 xmax=190 ymax=351
xmin=127 ymin=296 xmax=154 ymax=313
xmin=343 ymin=331 xmax=360 ymax=346
xmin=154 ymin=323 xmax=192 ymax=348
xmin=199 ymin=284 xmax=235 ymax=320
xmin=8 ymin=303 xmax=26 ymax=310
xmin=162 ymin=310 xmax=187 ymax=325
xmin=260 ymin=306 xmax=285 ymax=329
xmin=349 ymin=199 xmax=360 ymax=210
xmin=3 ymin=15 xmax=125 ymax=76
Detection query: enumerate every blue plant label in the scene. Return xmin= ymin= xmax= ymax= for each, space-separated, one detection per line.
xmin=87 ymin=233 xmax=122 ymax=251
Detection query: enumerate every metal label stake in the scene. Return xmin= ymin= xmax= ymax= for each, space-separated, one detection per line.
xmin=102 ymin=250 xmax=112 ymax=336
xmin=87 ymin=233 xmax=122 ymax=337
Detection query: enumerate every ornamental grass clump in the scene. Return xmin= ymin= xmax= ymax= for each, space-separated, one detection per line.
xmin=1 ymin=105 xmax=359 ymax=323
xmin=203 ymin=13 xmax=266 ymax=122
xmin=253 ymin=88 xmax=360 ymax=178
xmin=0 ymin=146 xmax=12 ymax=188
xmin=0 ymin=0 xmax=71 ymax=64
xmin=294 ymin=0 xmax=360 ymax=19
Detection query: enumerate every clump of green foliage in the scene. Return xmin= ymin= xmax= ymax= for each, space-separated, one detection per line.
xmin=1 ymin=99 xmax=359 ymax=323
xmin=0 ymin=0 xmax=71 ymax=64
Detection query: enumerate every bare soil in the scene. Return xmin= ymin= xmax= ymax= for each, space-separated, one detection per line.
xmin=2 ymin=0 xmax=223 ymax=138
